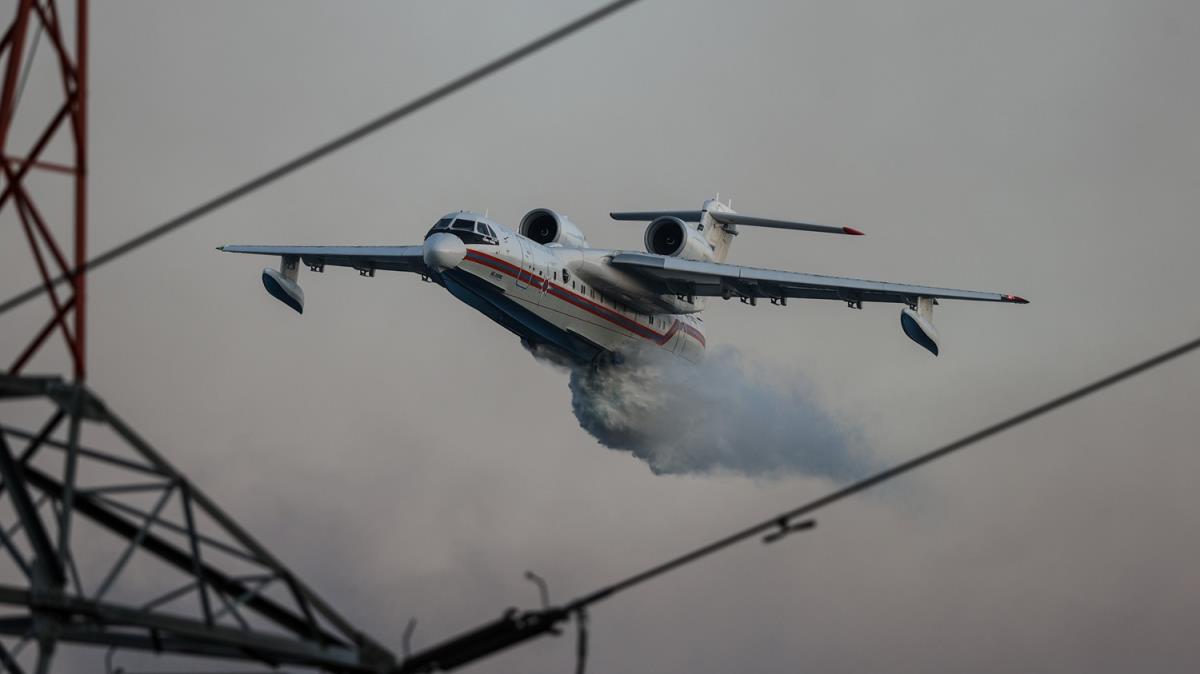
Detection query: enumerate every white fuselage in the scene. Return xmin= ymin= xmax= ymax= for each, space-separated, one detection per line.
xmin=432 ymin=219 xmax=706 ymax=364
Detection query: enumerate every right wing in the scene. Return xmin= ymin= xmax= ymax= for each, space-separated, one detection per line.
xmin=218 ymin=245 xmax=427 ymax=274
xmin=609 ymin=252 xmax=1026 ymax=355
xmin=609 ymin=252 xmax=1026 ymax=305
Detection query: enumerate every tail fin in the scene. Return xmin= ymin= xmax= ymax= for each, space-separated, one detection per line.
xmin=699 ymin=199 xmax=736 ymax=262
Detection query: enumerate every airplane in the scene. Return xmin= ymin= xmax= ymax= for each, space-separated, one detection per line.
xmin=218 ymin=198 xmax=1027 ymax=364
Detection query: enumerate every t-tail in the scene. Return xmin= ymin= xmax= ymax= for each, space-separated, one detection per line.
xmin=610 ymin=197 xmax=862 ymax=263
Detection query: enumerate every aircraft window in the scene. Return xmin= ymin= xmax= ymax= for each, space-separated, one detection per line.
xmin=424 ymin=218 xmax=457 ymax=240
xmin=562 ymin=269 xmax=570 ymax=284
xmin=451 ymin=219 xmax=476 ymax=231
xmin=553 ymin=271 xmax=558 ymax=280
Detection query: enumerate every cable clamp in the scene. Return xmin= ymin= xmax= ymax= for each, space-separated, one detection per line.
xmin=762 ymin=517 xmax=816 ymax=545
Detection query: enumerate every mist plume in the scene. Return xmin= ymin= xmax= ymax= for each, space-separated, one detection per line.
xmin=549 ymin=345 xmax=866 ymax=478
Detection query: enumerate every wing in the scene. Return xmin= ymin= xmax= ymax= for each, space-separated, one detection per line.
xmin=218 ymin=244 xmax=429 ymax=314
xmin=610 ymin=252 xmax=1027 ymax=305
xmin=218 ymin=245 xmax=427 ymax=274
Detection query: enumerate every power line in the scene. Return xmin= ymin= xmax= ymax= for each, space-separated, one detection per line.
xmin=0 ymin=0 xmax=644 ymax=318
xmin=564 ymin=332 xmax=1200 ymax=611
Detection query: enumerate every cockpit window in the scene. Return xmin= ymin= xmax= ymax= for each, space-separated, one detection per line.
xmin=474 ymin=222 xmax=499 ymax=243
xmin=426 ymin=217 xmax=497 ymax=245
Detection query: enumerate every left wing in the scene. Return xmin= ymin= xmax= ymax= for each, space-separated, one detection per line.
xmin=218 ymin=245 xmax=428 ymax=314
xmin=610 ymin=252 xmax=1027 ymax=355
xmin=218 ymin=245 xmax=427 ymax=274
xmin=610 ymin=252 xmax=1027 ymax=305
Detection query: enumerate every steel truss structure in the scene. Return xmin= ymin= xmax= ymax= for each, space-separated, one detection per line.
xmin=0 ymin=375 xmax=400 ymax=672
xmin=1 ymin=0 xmax=88 ymax=381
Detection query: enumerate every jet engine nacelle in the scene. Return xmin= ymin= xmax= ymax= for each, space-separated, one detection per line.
xmin=520 ymin=208 xmax=589 ymax=248
xmin=643 ymin=216 xmax=716 ymax=262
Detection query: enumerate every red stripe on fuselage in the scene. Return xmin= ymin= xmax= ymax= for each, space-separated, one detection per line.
xmin=462 ymin=248 xmax=705 ymax=348
xmin=679 ymin=323 xmax=705 ymax=346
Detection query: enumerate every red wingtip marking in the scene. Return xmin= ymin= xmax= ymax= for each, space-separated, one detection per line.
xmin=842 ymin=226 xmax=865 ymax=236
xmin=1005 ymin=294 xmax=1029 ymax=304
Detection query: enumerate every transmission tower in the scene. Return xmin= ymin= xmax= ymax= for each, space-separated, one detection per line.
xmin=0 ymin=2 xmax=403 ymax=670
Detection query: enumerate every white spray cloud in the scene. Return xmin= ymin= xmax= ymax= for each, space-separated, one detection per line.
xmin=544 ymin=345 xmax=867 ymax=478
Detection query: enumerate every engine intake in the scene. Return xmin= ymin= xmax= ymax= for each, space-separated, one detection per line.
xmin=519 ymin=208 xmax=588 ymax=248
xmin=643 ymin=216 xmax=715 ymax=261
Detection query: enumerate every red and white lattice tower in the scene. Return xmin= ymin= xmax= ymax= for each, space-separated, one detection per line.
xmin=1 ymin=0 xmax=87 ymax=381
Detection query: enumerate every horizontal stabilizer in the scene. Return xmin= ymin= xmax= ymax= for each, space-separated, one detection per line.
xmin=610 ymin=210 xmax=703 ymax=222
xmin=610 ymin=210 xmax=862 ymax=235
xmin=708 ymin=212 xmax=863 ymax=236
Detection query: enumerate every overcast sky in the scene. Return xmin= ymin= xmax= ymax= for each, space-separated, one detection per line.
xmin=2 ymin=0 xmax=1199 ymax=672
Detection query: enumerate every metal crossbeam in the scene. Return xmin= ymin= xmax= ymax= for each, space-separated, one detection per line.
xmin=0 ymin=586 xmax=365 ymax=667
xmin=0 ymin=430 xmax=63 ymax=588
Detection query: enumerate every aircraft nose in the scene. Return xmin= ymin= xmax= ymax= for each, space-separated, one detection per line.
xmin=423 ymin=232 xmax=467 ymax=271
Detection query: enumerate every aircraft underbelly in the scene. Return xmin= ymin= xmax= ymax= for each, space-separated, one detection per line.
xmin=450 ymin=248 xmax=705 ymax=364
xmin=440 ymin=270 xmax=602 ymax=364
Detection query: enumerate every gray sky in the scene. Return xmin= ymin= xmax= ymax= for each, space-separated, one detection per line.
xmin=2 ymin=0 xmax=1199 ymax=671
